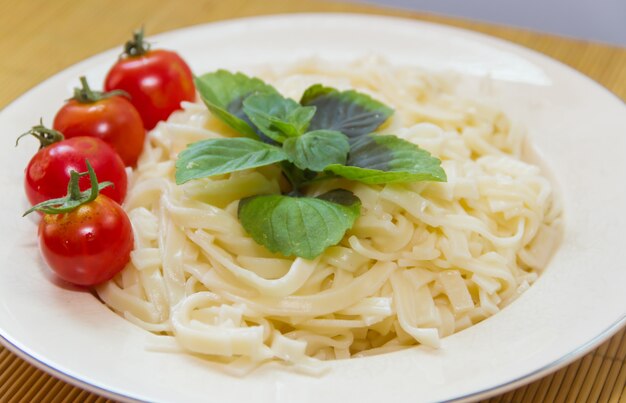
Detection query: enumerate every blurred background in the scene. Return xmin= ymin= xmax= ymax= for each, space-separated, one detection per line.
xmin=354 ymin=0 xmax=626 ymax=46
xmin=1 ymin=0 xmax=624 ymax=113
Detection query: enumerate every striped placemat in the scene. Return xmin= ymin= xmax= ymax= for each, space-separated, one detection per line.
xmin=0 ymin=0 xmax=625 ymax=402
xmin=486 ymin=328 xmax=626 ymax=402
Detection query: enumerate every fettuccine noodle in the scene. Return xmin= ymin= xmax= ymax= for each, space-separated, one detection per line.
xmin=96 ymin=57 xmax=562 ymax=374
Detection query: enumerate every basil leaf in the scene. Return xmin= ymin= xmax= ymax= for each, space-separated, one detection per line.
xmin=175 ymin=138 xmax=287 ymax=184
xmin=301 ymin=84 xmax=393 ymax=138
xmin=242 ymin=93 xmax=316 ymax=143
xmin=325 ymin=134 xmax=447 ymax=184
xmin=315 ymin=188 xmax=361 ymax=207
xmin=238 ymin=190 xmax=361 ymax=259
xmin=195 ymin=70 xmax=278 ymax=137
xmin=282 ymin=130 xmax=349 ymax=172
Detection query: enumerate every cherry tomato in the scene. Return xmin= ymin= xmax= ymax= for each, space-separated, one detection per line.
xmin=39 ymin=195 xmax=133 ymax=286
xmin=31 ymin=163 xmax=133 ymax=286
xmin=20 ymin=125 xmax=127 ymax=206
xmin=104 ymin=28 xmax=195 ymax=130
xmin=53 ymin=77 xmax=145 ymax=167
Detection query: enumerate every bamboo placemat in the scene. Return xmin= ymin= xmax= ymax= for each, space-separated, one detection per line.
xmin=0 ymin=1 xmax=624 ymax=402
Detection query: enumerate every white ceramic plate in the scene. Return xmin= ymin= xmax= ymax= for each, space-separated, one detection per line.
xmin=1 ymin=14 xmax=625 ymax=403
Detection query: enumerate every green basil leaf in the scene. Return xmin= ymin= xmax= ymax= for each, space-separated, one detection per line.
xmin=315 ymin=188 xmax=361 ymax=207
xmin=195 ymin=70 xmax=278 ymax=137
xmin=175 ymin=138 xmax=287 ymax=184
xmin=238 ymin=190 xmax=361 ymax=259
xmin=242 ymin=93 xmax=316 ymax=143
xmin=325 ymin=134 xmax=447 ymax=184
xmin=300 ymin=84 xmax=394 ymax=138
xmin=282 ymin=130 xmax=349 ymax=172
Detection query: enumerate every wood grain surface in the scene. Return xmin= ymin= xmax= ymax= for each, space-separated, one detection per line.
xmin=0 ymin=0 xmax=624 ymax=402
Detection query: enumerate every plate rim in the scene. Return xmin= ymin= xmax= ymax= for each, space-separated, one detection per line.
xmin=2 ymin=314 xmax=625 ymax=402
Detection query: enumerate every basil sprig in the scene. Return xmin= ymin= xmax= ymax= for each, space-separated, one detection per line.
xmin=177 ymin=71 xmax=447 ymax=259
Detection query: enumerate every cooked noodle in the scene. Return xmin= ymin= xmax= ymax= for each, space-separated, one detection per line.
xmin=96 ymin=57 xmax=562 ymax=373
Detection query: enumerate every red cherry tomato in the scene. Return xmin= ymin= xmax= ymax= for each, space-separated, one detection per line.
xmin=38 ymin=194 xmax=133 ymax=286
xmin=21 ymin=126 xmax=127 ymax=206
xmin=104 ymin=29 xmax=195 ymax=130
xmin=25 ymin=161 xmax=133 ymax=286
xmin=53 ymin=77 xmax=145 ymax=167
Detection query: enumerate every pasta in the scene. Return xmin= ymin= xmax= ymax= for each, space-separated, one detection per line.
xmin=96 ymin=57 xmax=562 ymax=373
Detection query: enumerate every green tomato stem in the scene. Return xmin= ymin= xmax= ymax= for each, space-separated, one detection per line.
xmin=71 ymin=76 xmax=129 ymax=104
xmin=15 ymin=120 xmax=64 ymax=150
xmin=67 ymin=170 xmax=85 ymax=200
xmin=122 ymin=27 xmax=151 ymax=57
xmin=23 ymin=160 xmax=113 ymax=216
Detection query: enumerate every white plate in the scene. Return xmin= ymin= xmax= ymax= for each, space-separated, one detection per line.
xmin=1 ymin=14 xmax=625 ymax=403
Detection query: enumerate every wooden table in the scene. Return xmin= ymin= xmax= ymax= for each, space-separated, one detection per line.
xmin=0 ymin=1 xmax=624 ymax=402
